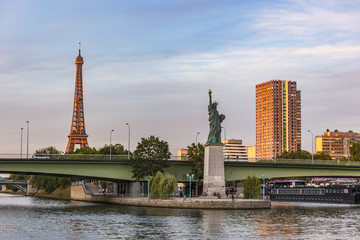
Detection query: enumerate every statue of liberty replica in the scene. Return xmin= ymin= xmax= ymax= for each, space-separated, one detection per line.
xmin=203 ymin=89 xmax=226 ymax=197
xmin=206 ymin=89 xmax=225 ymax=144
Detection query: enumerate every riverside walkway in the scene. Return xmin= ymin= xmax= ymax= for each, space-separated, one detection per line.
xmin=71 ymin=183 xmax=270 ymax=210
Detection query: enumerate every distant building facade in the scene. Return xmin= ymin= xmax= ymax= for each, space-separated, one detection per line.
xmin=177 ymin=148 xmax=188 ymax=161
xmin=316 ymin=129 xmax=360 ymax=160
xmin=222 ymin=139 xmax=248 ymax=161
xmin=246 ymin=145 xmax=256 ymax=162
xmin=256 ymin=80 xmax=301 ymax=159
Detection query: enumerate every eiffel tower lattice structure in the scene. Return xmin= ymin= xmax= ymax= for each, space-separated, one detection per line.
xmin=65 ymin=43 xmax=89 ymax=153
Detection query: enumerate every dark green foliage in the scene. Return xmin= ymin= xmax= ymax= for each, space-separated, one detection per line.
xmin=277 ymin=150 xmax=310 ymax=159
xmin=150 ymin=171 xmax=177 ymax=199
xmin=68 ymin=147 xmax=98 ymax=154
xmin=187 ymin=143 xmax=204 ymax=182
xmin=130 ymin=136 xmax=171 ymax=180
xmin=243 ymin=175 xmax=261 ymax=199
xmin=277 ymin=150 xmax=332 ymax=160
xmin=350 ymin=142 xmax=360 ymax=161
xmin=98 ymin=143 xmax=128 ymax=155
xmin=8 ymin=174 xmax=30 ymax=181
xmin=150 ymin=171 xmax=163 ymax=197
xmin=160 ymin=173 xmax=177 ymax=198
xmin=313 ymin=151 xmax=332 ymax=160
xmin=187 ymin=143 xmax=204 ymax=197
xmin=30 ymin=175 xmax=74 ymax=194
xmin=35 ymin=146 xmax=61 ymax=154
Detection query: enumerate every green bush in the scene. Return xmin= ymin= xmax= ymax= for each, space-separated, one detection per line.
xmin=243 ymin=175 xmax=261 ymax=199
xmin=150 ymin=171 xmax=163 ymax=197
xmin=150 ymin=171 xmax=177 ymax=199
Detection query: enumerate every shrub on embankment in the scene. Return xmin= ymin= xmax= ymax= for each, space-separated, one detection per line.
xmin=150 ymin=171 xmax=177 ymax=199
xmin=243 ymin=175 xmax=261 ymax=199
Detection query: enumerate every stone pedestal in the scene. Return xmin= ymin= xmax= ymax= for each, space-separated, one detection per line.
xmin=203 ymin=143 xmax=225 ymax=197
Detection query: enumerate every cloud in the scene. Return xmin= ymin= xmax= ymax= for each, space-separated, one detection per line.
xmin=253 ymin=0 xmax=360 ymax=45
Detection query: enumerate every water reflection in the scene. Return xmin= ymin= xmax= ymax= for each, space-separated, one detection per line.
xmin=2 ymin=193 xmax=360 ymax=239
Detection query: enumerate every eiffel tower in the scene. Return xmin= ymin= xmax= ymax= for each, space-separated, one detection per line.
xmin=65 ymin=43 xmax=89 ymax=153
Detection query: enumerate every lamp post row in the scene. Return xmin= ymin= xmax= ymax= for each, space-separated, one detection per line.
xmin=108 ymin=124 xmax=130 ymax=160
xmin=308 ymin=130 xmax=314 ymax=164
xmin=19 ymin=122 xmax=29 ymax=159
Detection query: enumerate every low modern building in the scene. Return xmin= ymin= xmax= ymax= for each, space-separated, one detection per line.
xmin=315 ymin=129 xmax=360 ymax=160
xmin=222 ymin=139 xmax=248 ymax=161
xmin=246 ymin=145 xmax=256 ymax=162
xmin=177 ymin=148 xmax=188 ymax=161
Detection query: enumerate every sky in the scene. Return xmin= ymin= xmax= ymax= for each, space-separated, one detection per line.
xmin=0 ymin=0 xmax=359 ymax=156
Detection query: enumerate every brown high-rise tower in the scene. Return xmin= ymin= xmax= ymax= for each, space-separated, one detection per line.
xmin=65 ymin=43 xmax=89 ymax=153
xmin=256 ymin=80 xmax=301 ymax=159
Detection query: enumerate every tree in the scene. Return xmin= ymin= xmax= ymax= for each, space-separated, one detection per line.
xmin=350 ymin=142 xmax=360 ymax=161
xmin=277 ymin=149 xmax=333 ymax=160
xmin=149 ymin=171 xmax=177 ymax=199
xmin=24 ymin=147 xmax=77 ymax=193
xmin=98 ymin=143 xmax=128 ymax=156
xmin=277 ymin=150 xmax=311 ymax=159
xmin=150 ymin=171 xmax=163 ymax=198
xmin=30 ymin=175 xmax=74 ymax=194
xmin=243 ymin=175 xmax=261 ymax=199
xmin=313 ymin=151 xmax=332 ymax=160
xmin=187 ymin=143 xmax=204 ymax=197
xmin=130 ymin=135 xmax=171 ymax=180
xmin=35 ymin=146 xmax=61 ymax=156
xmin=69 ymin=147 xmax=98 ymax=154
xmin=160 ymin=173 xmax=177 ymax=198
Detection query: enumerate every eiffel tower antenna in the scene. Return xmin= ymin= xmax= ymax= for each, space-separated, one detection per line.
xmin=65 ymin=43 xmax=89 ymax=153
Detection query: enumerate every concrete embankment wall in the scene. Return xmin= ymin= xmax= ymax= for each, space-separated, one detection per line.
xmin=71 ymin=184 xmax=271 ymax=210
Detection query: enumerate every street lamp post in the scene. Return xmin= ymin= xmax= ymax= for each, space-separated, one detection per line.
xmin=20 ymin=128 xmax=23 ymax=158
xmin=145 ymin=176 xmax=152 ymax=199
xmin=222 ymin=126 xmax=227 ymax=160
xmin=196 ymin=132 xmax=200 ymax=145
xmin=26 ymin=121 xmax=29 ymax=159
xmin=262 ymin=175 xmax=266 ymax=200
xmin=110 ymin=130 xmax=114 ymax=160
xmin=186 ymin=173 xmax=195 ymax=200
xmin=126 ymin=123 xmax=130 ymax=159
xmin=221 ymin=126 xmax=226 ymax=141
xmin=308 ymin=130 xmax=314 ymax=164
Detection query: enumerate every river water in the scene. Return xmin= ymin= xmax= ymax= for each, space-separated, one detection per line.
xmin=1 ymin=193 xmax=360 ymax=240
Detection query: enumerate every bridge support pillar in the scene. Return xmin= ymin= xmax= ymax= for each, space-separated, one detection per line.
xmin=203 ymin=143 xmax=225 ymax=197
xmin=113 ymin=183 xmax=119 ymax=196
xmin=26 ymin=180 xmax=38 ymax=196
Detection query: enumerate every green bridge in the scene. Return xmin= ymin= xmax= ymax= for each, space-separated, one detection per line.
xmin=1 ymin=158 xmax=360 ymax=181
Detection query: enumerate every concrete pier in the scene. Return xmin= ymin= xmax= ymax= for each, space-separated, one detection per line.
xmin=71 ymin=184 xmax=270 ymax=210
xmin=203 ymin=144 xmax=226 ymax=197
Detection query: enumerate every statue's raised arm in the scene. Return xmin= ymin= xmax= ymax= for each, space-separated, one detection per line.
xmin=206 ymin=89 xmax=225 ymax=144
xmin=208 ymin=89 xmax=212 ymax=105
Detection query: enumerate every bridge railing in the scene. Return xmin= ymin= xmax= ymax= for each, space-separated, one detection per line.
xmin=251 ymin=158 xmax=358 ymax=166
xmin=1 ymin=153 xmax=359 ymax=166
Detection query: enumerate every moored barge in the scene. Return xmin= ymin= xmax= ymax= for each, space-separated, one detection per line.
xmin=270 ymin=180 xmax=360 ymax=204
